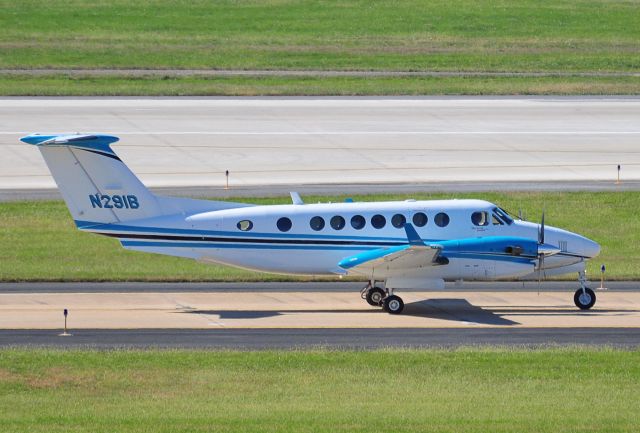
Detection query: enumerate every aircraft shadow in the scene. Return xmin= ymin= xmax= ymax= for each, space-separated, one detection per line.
xmin=403 ymin=299 xmax=518 ymax=325
xmin=177 ymin=298 xmax=520 ymax=326
xmin=482 ymin=307 xmax=637 ymax=317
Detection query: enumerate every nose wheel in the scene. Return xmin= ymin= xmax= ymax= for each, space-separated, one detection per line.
xmin=574 ymin=287 xmax=596 ymax=310
xmin=574 ymin=271 xmax=596 ymax=310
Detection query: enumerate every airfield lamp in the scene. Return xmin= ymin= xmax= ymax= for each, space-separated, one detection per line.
xmin=225 ymin=170 xmax=229 ymax=190
xmin=617 ymin=165 xmax=621 ymax=184
xmin=59 ymin=308 xmax=71 ymax=337
xmin=600 ymin=264 xmax=606 ymax=289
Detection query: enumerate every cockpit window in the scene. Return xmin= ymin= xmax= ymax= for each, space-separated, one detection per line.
xmin=471 ymin=211 xmax=489 ymax=226
xmin=492 ymin=207 xmax=513 ymax=225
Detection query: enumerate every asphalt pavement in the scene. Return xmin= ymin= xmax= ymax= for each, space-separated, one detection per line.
xmin=1 ymin=281 xmax=637 ymax=293
xmin=2 ymin=328 xmax=638 ymax=349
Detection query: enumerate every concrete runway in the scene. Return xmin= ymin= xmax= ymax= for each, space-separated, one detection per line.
xmin=2 ymin=97 xmax=640 ymax=191
xmin=1 ymin=282 xmax=638 ymax=348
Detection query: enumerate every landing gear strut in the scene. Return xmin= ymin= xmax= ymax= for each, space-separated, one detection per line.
xmin=574 ymin=271 xmax=596 ymax=310
xmin=361 ymin=282 xmax=405 ymax=314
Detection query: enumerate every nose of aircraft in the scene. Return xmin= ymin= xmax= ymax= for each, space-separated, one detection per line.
xmin=580 ymin=236 xmax=601 ymax=259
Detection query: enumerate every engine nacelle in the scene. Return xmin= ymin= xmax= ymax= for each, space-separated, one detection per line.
xmin=451 ymin=258 xmax=535 ymax=280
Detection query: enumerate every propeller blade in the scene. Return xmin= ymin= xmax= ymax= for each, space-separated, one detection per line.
xmin=539 ymin=210 xmax=545 ymax=245
xmin=537 ymin=254 xmax=544 ymax=295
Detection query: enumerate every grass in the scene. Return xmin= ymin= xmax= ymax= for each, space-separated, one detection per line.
xmin=0 ymin=191 xmax=637 ymax=281
xmin=1 ymin=0 xmax=639 ymax=95
xmin=0 ymin=348 xmax=638 ymax=433
xmin=2 ymin=74 xmax=640 ymax=96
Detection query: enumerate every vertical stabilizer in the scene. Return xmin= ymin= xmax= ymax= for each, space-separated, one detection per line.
xmin=21 ymin=134 xmax=162 ymax=224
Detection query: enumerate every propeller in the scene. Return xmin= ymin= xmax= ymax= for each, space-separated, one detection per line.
xmin=537 ymin=210 xmax=546 ymax=293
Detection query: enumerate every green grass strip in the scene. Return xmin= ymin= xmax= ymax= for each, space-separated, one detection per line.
xmin=0 ymin=348 xmax=638 ymax=433
xmin=1 ymin=0 xmax=640 ymax=95
xmin=2 ymin=74 xmax=640 ymax=96
xmin=0 ymin=191 xmax=636 ymax=281
xmin=2 ymin=0 xmax=639 ymax=72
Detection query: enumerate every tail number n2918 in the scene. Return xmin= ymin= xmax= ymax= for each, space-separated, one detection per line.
xmin=89 ymin=194 xmax=139 ymax=209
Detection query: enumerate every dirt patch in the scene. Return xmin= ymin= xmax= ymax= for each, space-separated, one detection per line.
xmin=25 ymin=366 xmax=88 ymax=389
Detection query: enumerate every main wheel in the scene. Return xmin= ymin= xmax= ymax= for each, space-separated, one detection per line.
xmin=365 ymin=287 xmax=385 ymax=306
xmin=383 ymin=295 xmax=404 ymax=315
xmin=574 ymin=288 xmax=596 ymax=310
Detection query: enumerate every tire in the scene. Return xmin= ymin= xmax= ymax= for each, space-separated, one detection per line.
xmin=574 ymin=288 xmax=596 ymax=310
xmin=365 ymin=287 xmax=385 ymax=306
xmin=383 ymin=295 xmax=404 ymax=315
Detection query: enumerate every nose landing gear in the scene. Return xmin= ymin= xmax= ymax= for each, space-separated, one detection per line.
xmin=574 ymin=271 xmax=596 ymax=310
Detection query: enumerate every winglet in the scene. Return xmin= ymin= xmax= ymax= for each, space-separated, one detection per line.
xmin=404 ymin=223 xmax=425 ymax=246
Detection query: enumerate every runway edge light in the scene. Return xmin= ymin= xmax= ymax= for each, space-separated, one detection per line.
xmin=600 ymin=264 xmax=608 ymax=290
xmin=58 ymin=308 xmax=72 ymax=337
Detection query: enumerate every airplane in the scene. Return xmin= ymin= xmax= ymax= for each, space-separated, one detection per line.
xmin=21 ymin=133 xmax=601 ymax=314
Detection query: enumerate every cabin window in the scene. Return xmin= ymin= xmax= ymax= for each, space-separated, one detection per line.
xmin=492 ymin=214 xmax=504 ymax=225
xmin=351 ymin=215 xmax=366 ymax=230
xmin=330 ymin=215 xmax=346 ymax=230
xmin=471 ymin=211 xmax=489 ymax=226
xmin=277 ymin=217 xmax=292 ymax=232
xmin=434 ymin=212 xmax=450 ymax=227
xmin=309 ymin=216 xmax=325 ymax=231
xmin=391 ymin=214 xmax=406 ymax=228
xmin=237 ymin=220 xmax=253 ymax=231
xmin=412 ymin=212 xmax=428 ymax=227
xmin=371 ymin=214 xmax=386 ymax=229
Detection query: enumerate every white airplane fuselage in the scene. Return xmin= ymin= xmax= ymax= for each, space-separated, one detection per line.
xmin=81 ymin=198 xmax=599 ymax=284
xmin=22 ymin=132 xmax=602 ymax=313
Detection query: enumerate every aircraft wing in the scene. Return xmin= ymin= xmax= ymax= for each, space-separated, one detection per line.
xmin=337 ymin=224 xmax=443 ymax=275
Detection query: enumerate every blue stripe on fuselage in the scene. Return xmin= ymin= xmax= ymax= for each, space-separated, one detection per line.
xmin=74 ymin=219 xmax=411 ymax=242
xmin=120 ymin=240 xmax=381 ymax=251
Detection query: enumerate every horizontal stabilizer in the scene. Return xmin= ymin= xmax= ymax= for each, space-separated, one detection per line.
xmin=21 ymin=133 xmax=119 ymax=149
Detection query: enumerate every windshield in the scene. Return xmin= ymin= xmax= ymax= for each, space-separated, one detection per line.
xmin=492 ymin=207 xmax=513 ymax=225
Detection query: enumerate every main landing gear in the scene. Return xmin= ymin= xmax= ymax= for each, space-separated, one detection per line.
xmin=574 ymin=271 xmax=596 ymax=310
xmin=361 ymin=282 xmax=405 ymax=314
